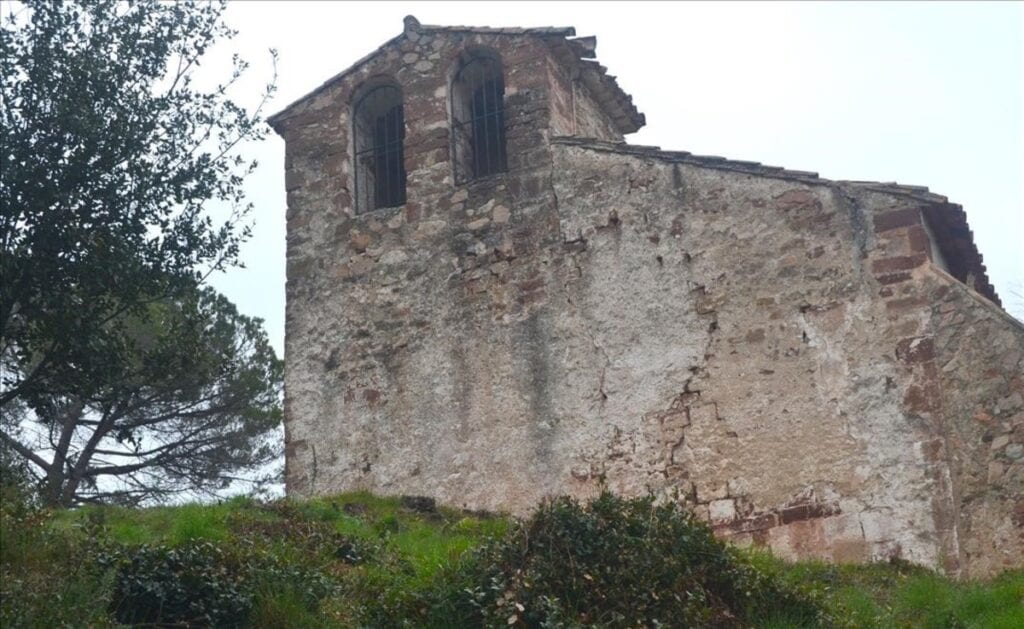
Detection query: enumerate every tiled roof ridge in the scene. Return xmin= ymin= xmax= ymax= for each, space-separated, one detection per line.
xmin=268 ymin=16 xmax=644 ymax=134
xmin=545 ymin=38 xmax=645 ymax=134
xmin=414 ymin=21 xmax=577 ymax=37
xmin=550 ymin=136 xmax=965 ymax=201
xmin=551 ymin=136 xmax=826 ymax=185
xmin=552 ymin=136 xmax=1000 ymax=306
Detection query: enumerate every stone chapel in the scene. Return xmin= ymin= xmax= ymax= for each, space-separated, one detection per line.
xmin=269 ymin=17 xmax=1023 ymax=577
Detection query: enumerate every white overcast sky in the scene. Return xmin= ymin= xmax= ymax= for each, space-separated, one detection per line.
xmin=207 ymin=1 xmax=1023 ymax=355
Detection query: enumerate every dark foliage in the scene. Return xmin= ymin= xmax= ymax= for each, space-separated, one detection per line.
xmin=102 ymin=539 xmax=337 ymax=627
xmin=104 ymin=541 xmax=252 ymax=627
xmin=2 ymin=282 xmax=283 ymax=507
xmin=228 ymin=503 xmax=376 ymax=565
xmin=0 ymin=495 xmax=112 ymax=627
xmin=372 ymin=493 xmax=829 ymax=627
xmin=4 ymin=491 xmax=1021 ymax=627
xmin=0 ymin=0 xmax=280 ymax=507
xmin=400 ymin=494 xmax=438 ymax=514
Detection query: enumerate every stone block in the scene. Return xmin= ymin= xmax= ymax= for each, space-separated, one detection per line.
xmin=695 ymin=479 xmax=729 ymax=502
xmin=877 ymin=271 xmax=912 ymax=285
xmin=492 ymin=204 xmax=511 ymax=223
xmin=709 ymin=498 xmax=737 ymax=524
xmin=860 ymin=511 xmax=893 ymax=543
xmin=907 ymin=224 xmax=931 ymax=253
xmin=871 ymin=254 xmax=927 ymax=274
xmin=873 ymin=207 xmax=921 ymax=233
xmin=987 ymin=461 xmax=1005 ymax=483
xmin=780 ymin=504 xmax=811 ymax=524
xmin=895 ymin=336 xmax=935 ymax=364
xmin=831 ymin=538 xmax=869 ymax=562
xmin=822 ymin=513 xmax=863 ymax=541
xmin=991 ymin=434 xmax=1010 ymax=451
xmin=727 ymin=512 xmax=778 ymax=534
xmin=772 ymin=189 xmax=818 ymax=211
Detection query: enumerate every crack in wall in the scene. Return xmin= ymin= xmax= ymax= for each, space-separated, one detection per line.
xmin=560 ymin=242 xmax=611 ymax=406
xmin=309 ymin=442 xmax=318 ymax=495
xmin=834 ymin=185 xmax=871 ymax=261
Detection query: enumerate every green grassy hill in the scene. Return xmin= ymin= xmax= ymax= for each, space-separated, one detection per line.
xmin=1 ymin=490 xmax=1020 ymax=627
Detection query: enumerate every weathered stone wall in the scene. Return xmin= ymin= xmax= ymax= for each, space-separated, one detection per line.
xmin=546 ymin=57 xmax=623 ymax=141
xmin=858 ymin=191 xmax=1024 ymax=577
xmin=274 ymin=25 xmax=1022 ymax=577
xmin=279 ymin=27 xmax=563 ymax=498
xmin=550 ymin=145 xmax=945 ymax=571
xmin=545 ymin=150 xmax=1024 ymax=577
xmin=927 ymin=274 xmax=1024 ymax=577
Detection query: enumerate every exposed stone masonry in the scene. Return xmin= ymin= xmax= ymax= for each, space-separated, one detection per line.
xmin=270 ymin=17 xmax=1023 ymax=578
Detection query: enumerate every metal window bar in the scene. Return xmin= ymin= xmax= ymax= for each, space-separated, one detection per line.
xmin=453 ymin=58 xmax=506 ymax=183
xmin=353 ymin=86 xmax=406 ymax=213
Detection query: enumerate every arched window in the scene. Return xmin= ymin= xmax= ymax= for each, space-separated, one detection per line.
xmin=451 ymin=52 xmax=507 ymax=183
xmin=353 ymin=83 xmax=406 ymax=212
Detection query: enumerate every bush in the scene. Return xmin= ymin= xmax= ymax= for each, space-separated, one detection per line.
xmin=4 ymin=491 xmax=1019 ymax=627
xmin=375 ymin=493 xmax=829 ymax=627
xmin=102 ymin=540 xmax=337 ymax=627
xmin=104 ymin=541 xmax=251 ymax=627
xmin=0 ymin=503 xmax=112 ymax=627
xmin=0 ymin=435 xmax=36 ymax=513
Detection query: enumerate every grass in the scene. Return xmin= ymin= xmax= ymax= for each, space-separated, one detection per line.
xmin=3 ymin=491 xmax=1022 ymax=627
xmin=749 ymin=552 xmax=1024 ymax=628
xmin=51 ymin=497 xmax=245 ymax=545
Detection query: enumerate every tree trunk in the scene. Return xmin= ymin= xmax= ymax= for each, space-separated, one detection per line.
xmin=58 ymin=409 xmax=116 ymax=507
xmin=40 ymin=398 xmax=83 ymax=507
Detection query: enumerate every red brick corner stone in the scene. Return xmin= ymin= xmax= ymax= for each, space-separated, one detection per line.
xmin=871 ymin=253 xmax=928 ymax=274
xmin=873 ymin=207 xmax=921 ymax=233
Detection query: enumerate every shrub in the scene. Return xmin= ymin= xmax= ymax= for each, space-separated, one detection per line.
xmin=0 ymin=503 xmax=112 ymax=627
xmin=378 ymin=493 xmax=830 ymax=628
xmin=104 ymin=541 xmax=251 ymax=627
xmin=101 ymin=538 xmax=339 ymax=627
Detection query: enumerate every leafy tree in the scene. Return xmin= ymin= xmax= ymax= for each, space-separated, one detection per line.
xmin=11 ymin=286 xmax=282 ymax=506
xmin=0 ymin=0 xmax=280 ymax=505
